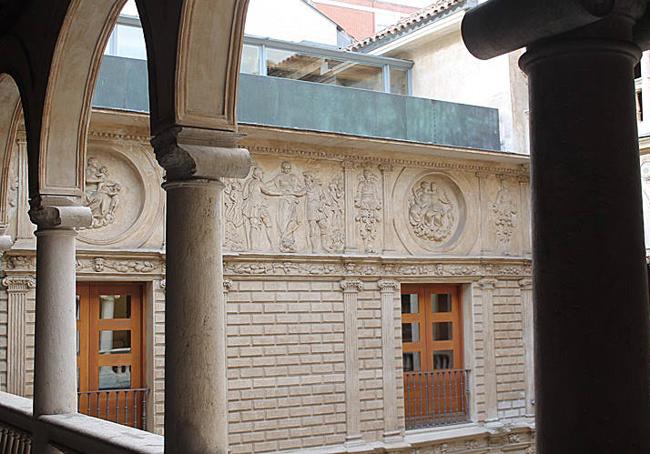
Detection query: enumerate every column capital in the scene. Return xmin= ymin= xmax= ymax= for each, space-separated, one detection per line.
xmin=151 ymin=126 xmax=251 ymax=182
xmin=223 ymin=279 xmax=233 ymax=293
xmin=340 ymin=279 xmax=363 ymax=293
xmin=2 ymin=276 xmax=35 ymax=293
xmin=28 ymin=205 xmax=92 ymax=230
xmin=478 ymin=278 xmax=498 ymax=290
xmin=519 ymin=278 xmax=533 ymax=290
xmin=378 ymin=279 xmax=400 ymax=292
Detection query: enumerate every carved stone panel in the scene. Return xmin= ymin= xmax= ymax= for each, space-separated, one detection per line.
xmin=77 ymin=142 xmax=165 ymax=248
xmin=223 ymin=156 xmax=344 ymax=254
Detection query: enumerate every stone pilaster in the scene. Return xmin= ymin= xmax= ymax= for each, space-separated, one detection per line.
xmin=478 ymin=278 xmax=498 ymax=422
xmin=342 ymin=160 xmax=357 ymax=253
xmin=379 ymin=164 xmax=394 ymax=254
xmin=2 ymin=276 xmax=34 ymax=397
xmin=519 ymin=278 xmax=534 ymax=417
xmin=476 ymin=172 xmax=493 ymax=255
xmin=517 ymin=175 xmax=531 ymax=257
xmin=340 ymin=279 xmax=363 ymax=447
xmin=152 ymin=126 xmax=250 ymax=454
xmin=377 ymin=280 xmax=403 ymax=445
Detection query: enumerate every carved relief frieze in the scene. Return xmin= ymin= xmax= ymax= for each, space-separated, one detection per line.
xmin=491 ymin=178 xmax=518 ymax=247
xmin=354 ymin=168 xmax=382 ymax=253
xmin=223 ymin=256 xmax=531 ymax=278
xmin=83 ymin=157 xmax=122 ymax=229
xmin=223 ymin=158 xmax=345 ymax=254
xmin=3 ymin=255 xmax=35 ymax=272
xmin=76 ymin=257 xmax=163 ymax=274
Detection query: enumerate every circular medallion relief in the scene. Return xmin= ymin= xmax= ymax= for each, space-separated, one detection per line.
xmin=78 ymin=148 xmax=146 ymax=246
xmin=405 ymin=173 xmax=465 ymax=250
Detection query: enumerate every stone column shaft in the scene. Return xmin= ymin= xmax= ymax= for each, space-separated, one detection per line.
xmin=378 ymin=280 xmax=401 ymax=443
xmin=519 ymin=278 xmax=534 ymax=417
xmin=642 ymin=51 xmax=650 ymax=124
xmin=478 ymin=279 xmax=498 ymax=422
xmin=341 ymin=279 xmax=362 ymax=446
xmin=164 ymin=179 xmax=228 ymax=453
xmin=152 ymin=126 xmax=250 ymax=454
xmin=521 ymin=35 xmax=650 ymax=453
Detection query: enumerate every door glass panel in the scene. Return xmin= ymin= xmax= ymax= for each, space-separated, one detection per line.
xmin=76 ymin=330 xmax=80 ymax=355
xmin=432 ymin=322 xmax=453 ymax=341
xmin=76 ymin=295 xmax=80 ymax=320
xmin=100 ymin=295 xmax=131 ymax=319
xmin=401 ymin=294 xmax=419 ymax=314
xmin=99 ymin=365 xmax=132 ymax=390
xmin=433 ymin=350 xmax=454 ymax=370
xmin=403 ymin=352 xmax=421 ymax=372
xmin=431 ymin=294 xmax=452 ymax=313
xmin=402 ymin=323 xmax=420 ymax=343
xmin=99 ymin=330 xmax=132 ymax=355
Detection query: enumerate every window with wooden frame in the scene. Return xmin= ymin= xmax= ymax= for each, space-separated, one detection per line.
xmin=76 ymin=283 xmax=148 ymax=430
xmin=401 ymin=284 xmax=470 ymax=428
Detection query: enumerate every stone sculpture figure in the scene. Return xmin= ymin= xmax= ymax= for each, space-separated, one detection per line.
xmin=84 ymin=157 xmax=122 ymax=229
xmin=269 ymin=161 xmax=305 ymax=253
xmin=354 ymin=169 xmax=382 ymax=253
xmin=241 ymin=167 xmax=278 ymax=250
xmin=491 ymin=179 xmax=517 ymax=246
xmin=224 ymin=180 xmax=246 ymax=251
xmin=408 ymin=179 xmax=456 ymax=243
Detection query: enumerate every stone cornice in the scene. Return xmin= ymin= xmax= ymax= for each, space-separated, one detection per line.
xmin=247 ymin=144 xmax=529 ymax=177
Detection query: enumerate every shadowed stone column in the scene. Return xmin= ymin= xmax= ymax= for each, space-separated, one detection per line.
xmin=464 ymin=3 xmax=650 ymax=452
xmin=30 ymin=205 xmax=91 ymax=453
xmin=152 ymin=127 xmax=250 ymax=454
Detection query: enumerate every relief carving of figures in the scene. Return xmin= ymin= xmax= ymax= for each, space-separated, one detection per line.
xmin=84 ymin=157 xmax=122 ymax=229
xmin=303 ymin=172 xmax=344 ymax=253
xmin=491 ymin=179 xmax=518 ymax=246
xmin=354 ymin=168 xmax=382 ymax=253
xmin=224 ymin=180 xmax=246 ymax=251
xmin=408 ymin=179 xmax=456 ymax=243
xmin=269 ymin=161 xmax=305 ymax=253
xmin=241 ymin=166 xmax=278 ymax=250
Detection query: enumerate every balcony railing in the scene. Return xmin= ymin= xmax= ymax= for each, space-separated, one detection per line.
xmin=404 ymin=369 xmax=471 ymax=430
xmin=78 ymin=388 xmax=149 ymax=431
xmin=0 ymin=392 xmax=163 ymax=453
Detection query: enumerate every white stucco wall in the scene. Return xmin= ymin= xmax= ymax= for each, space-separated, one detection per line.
xmin=245 ymin=0 xmax=341 ymax=45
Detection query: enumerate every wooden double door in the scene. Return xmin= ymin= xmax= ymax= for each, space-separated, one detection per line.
xmin=76 ymin=283 xmax=147 ymax=429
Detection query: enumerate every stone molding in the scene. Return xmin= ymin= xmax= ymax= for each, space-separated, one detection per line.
xmin=248 ymin=144 xmax=529 ymax=178
xmin=151 ymin=126 xmax=250 ymax=182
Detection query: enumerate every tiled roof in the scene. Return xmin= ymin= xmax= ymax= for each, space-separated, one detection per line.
xmin=348 ymin=0 xmax=465 ymax=51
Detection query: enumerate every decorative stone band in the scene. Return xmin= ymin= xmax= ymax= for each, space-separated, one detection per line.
xmin=151 ymin=126 xmax=251 ymax=182
xmin=28 ymin=205 xmax=92 ymax=230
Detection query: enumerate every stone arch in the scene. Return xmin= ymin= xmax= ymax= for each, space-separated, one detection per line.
xmin=0 ymin=74 xmax=24 ymax=243
xmin=38 ymin=0 xmax=250 ymax=209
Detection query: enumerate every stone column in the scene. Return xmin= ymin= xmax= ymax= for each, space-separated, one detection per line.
xmin=642 ymin=51 xmax=650 ymax=127
xmin=2 ymin=276 xmax=34 ymax=396
xmin=478 ymin=278 xmax=498 ymax=423
xmin=519 ymin=22 xmax=650 ymax=453
xmin=518 ymin=278 xmax=534 ymax=418
xmin=379 ymin=164 xmax=394 ymax=254
xmin=152 ymin=127 xmax=250 ymax=454
xmin=342 ymin=160 xmax=357 ymax=253
xmin=377 ymin=280 xmax=402 ymax=445
xmin=340 ymin=279 xmax=363 ymax=447
xmin=30 ymin=205 xmax=91 ymax=454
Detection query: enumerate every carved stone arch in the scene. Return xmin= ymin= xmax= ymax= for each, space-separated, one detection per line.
xmin=175 ymin=0 xmax=249 ymax=132
xmin=38 ymin=0 xmax=129 ymax=208
xmin=0 ymin=74 xmax=25 ymax=243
